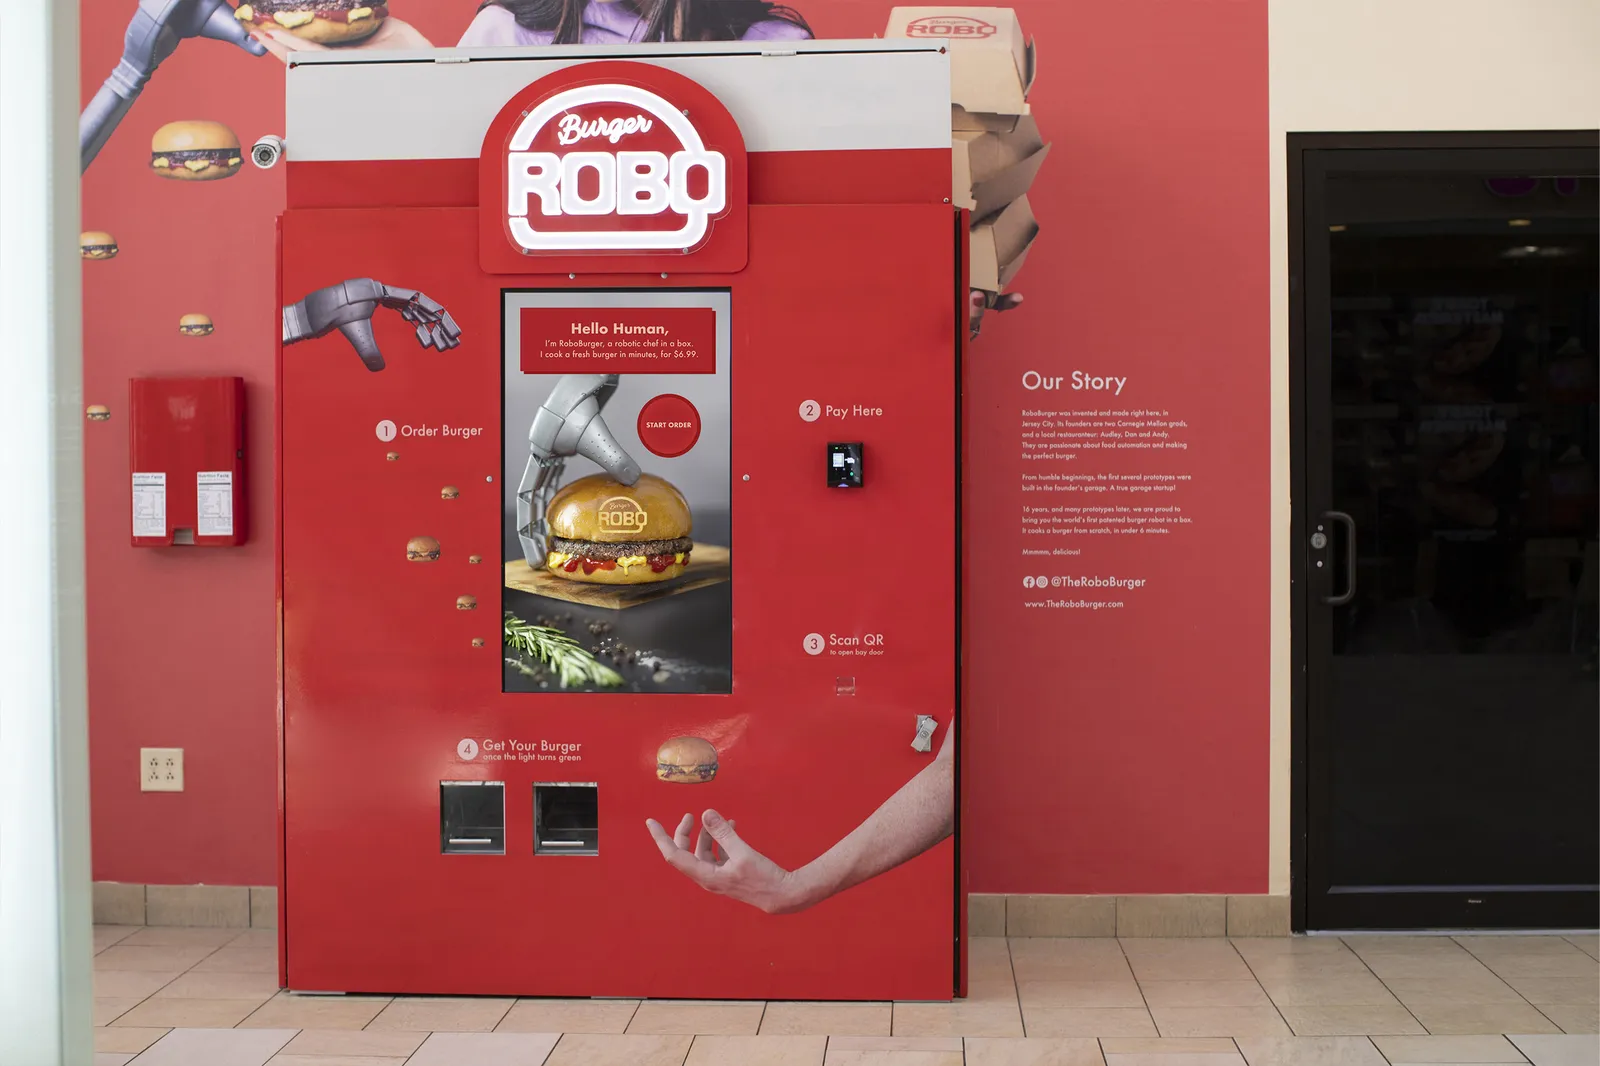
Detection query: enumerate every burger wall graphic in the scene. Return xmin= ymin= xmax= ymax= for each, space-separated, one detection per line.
xmin=150 ymin=121 xmax=242 ymax=181
xmin=234 ymin=1 xmax=389 ymax=44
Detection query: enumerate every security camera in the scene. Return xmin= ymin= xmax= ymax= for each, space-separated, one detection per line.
xmin=251 ymin=135 xmax=285 ymax=169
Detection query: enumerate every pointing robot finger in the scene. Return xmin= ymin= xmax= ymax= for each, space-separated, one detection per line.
xmin=337 ymin=320 xmax=386 ymax=372
xmin=439 ymin=311 xmax=463 ymax=344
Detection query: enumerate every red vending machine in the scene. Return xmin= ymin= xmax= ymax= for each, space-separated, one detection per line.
xmin=278 ymin=40 xmax=964 ymax=1000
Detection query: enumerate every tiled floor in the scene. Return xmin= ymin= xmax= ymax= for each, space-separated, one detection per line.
xmin=91 ymin=926 xmax=1599 ymax=1065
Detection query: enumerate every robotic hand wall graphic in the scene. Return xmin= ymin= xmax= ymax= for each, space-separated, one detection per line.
xmin=81 ymin=0 xmax=267 ymax=172
xmin=282 ymin=279 xmax=462 ymax=371
xmin=517 ymin=375 xmax=643 ymax=568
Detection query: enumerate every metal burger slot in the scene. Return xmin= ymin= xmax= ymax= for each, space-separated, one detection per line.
xmin=440 ymin=781 xmax=505 ymax=855
xmin=533 ymin=782 xmax=599 ymax=856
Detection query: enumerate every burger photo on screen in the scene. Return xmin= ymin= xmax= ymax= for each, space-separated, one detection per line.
xmin=150 ymin=121 xmax=242 ymax=181
xmin=545 ymin=473 xmax=693 ymax=585
xmin=236 ymin=1 xmax=389 ymax=44
xmin=178 ymin=313 xmax=214 ymax=337
xmin=80 ymin=231 xmax=118 ymax=260
xmin=656 ymin=737 xmax=718 ymax=784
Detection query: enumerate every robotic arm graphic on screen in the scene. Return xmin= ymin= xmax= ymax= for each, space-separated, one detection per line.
xmin=81 ymin=0 xmax=267 ymax=172
xmin=516 ymin=376 xmax=643 ymax=568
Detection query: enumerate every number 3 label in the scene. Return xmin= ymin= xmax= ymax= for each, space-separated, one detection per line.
xmin=803 ymin=632 xmax=825 ymax=655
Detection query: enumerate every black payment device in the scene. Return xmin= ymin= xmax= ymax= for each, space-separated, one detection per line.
xmin=827 ymin=442 xmax=864 ymax=488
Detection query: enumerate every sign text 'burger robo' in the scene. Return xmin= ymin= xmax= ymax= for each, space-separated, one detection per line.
xmin=505 ymin=84 xmax=727 ymax=253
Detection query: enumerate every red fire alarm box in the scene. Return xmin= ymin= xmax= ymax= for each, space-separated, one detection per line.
xmin=129 ymin=376 xmax=246 ymax=547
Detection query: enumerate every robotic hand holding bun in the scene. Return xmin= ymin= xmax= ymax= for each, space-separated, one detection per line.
xmin=517 ymin=376 xmax=642 ymax=568
xmin=81 ymin=0 xmax=267 ymax=172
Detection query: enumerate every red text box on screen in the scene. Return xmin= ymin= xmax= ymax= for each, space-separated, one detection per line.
xmin=520 ymin=307 xmax=716 ymax=374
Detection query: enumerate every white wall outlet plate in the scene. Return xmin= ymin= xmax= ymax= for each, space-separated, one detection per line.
xmin=140 ymin=747 xmax=183 ymax=792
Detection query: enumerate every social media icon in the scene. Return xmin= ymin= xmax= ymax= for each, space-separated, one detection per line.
xmin=1023 ymin=576 xmax=1036 ymax=588
xmin=1036 ymin=575 xmax=1048 ymax=588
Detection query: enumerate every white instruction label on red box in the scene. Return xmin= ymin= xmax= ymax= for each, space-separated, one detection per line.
xmin=197 ymin=471 xmax=234 ymax=537
xmin=132 ymin=473 xmax=166 ymax=537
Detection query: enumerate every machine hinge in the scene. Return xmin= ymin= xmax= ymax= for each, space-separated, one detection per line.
xmin=761 ymin=48 xmax=799 ymax=57
xmin=433 ymin=55 xmax=471 ymax=64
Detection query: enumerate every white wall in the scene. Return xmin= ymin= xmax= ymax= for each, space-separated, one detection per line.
xmin=1266 ymin=0 xmax=1600 ymax=895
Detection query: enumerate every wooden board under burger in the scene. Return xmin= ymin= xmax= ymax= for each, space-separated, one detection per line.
xmin=504 ymin=544 xmax=730 ymax=610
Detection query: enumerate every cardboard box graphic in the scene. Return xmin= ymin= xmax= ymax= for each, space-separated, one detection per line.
xmin=970 ymin=194 xmax=1038 ymax=293
xmin=886 ymin=7 xmax=1036 ymax=120
xmin=953 ymin=114 xmax=1050 ymax=218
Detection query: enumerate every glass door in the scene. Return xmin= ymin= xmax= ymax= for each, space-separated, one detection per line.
xmin=1295 ymin=137 xmax=1599 ymax=929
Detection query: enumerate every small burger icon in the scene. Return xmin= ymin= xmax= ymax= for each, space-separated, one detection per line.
xmin=546 ymin=473 xmax=693 ymax=585
xmin=235 ymin=1 xmax=389 ymax=45
xmin=85 ymin=405 xmax=111 ymax=422
xmin=456 ymin=595 xmax=477 ymax=610
xmin=468 ymin=554 xmax=483 ymax=565
xmin=386 ymin=452 xmax=400 ymax=462
xmin=150 ymin=121 xmax=241 ymax=181
xmin=441 ymin=486 xmax=459 ymax=500
xmin=405 ymin=535 xmax=440 ymax=562
xmin=656 ymin=737 xmax=718 ymax=784
xmin=471 ymin=637 xmax=485 ymax=647
xmin=178 ymin=313 xmax=214 ymax=337
xmin=80 ymin=231 xmax=118 ymax=260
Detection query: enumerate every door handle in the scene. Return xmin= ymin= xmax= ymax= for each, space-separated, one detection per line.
xmin=1321 ymin=510 xmax=1357 ymax=606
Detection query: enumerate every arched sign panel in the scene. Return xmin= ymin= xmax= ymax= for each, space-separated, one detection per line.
xmin=478 ymin=61 xmax=749 ymax=275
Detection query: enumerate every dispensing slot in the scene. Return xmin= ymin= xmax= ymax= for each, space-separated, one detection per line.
xmin=440 ymin=781 xmax=505 ymax=855
xmin=534 ymin=782 xmax=599 ymax=856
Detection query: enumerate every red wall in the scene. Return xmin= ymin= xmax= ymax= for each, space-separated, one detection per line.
xmin=82 ymin=0 xmax=1268 ymax=892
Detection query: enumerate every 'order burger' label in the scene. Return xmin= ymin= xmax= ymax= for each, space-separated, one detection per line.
xmin=504 ymin=84 xmax=727 ymax=253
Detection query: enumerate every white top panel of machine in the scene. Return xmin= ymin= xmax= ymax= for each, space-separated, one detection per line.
xmin=286 ymin=42 xmax=952 ymax=163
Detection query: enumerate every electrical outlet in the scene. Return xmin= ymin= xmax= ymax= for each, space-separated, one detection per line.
xmin=141 ymin=747 xmax=183 ymax=792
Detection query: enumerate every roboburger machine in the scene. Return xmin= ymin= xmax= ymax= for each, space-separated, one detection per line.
xmin=278 ymin=41 xmax=963 ymax=1000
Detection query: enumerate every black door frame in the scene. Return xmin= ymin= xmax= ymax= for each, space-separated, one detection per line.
xmin=1288 ymin=130 xmax=1600 ymax=932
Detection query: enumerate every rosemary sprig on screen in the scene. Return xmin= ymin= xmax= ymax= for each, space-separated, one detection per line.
xmin=503 ymin=612 xmax=623 ymax=689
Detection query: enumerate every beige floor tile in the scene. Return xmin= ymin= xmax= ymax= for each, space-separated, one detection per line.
xmin=1010 ymin=942 xmax=1135 ymax=983
xmin=1456 ymin=938 xmax=1588 ymax=958
xmin=626 ymin=1000 xmax=766 ymax=1036
xmin=1537 ymin=1004 xmax=1597 ymax=1034
xmin=229 ymin=929 xmax=279 ymax=949
xmin=1260 ymin=976 xmax=1398 ymax=1007
xmin=1118 ymin=943 xmax=1247 ymax=963
xmin=1235 ymin=1035 xmax=1391 ymax=1066
xmin=279 ymin=1030 xmax=431 ymax=1057
xmin=1411 ymin=1004 xmax=1561 ymax=1036
xmin=964 ymin=1036 xmax=1105 ymax=1066
xmin=1233 ymin=939 xmax=1355 ymax=958
xmin=95 ymin=1027 xmax=169 ymax=1054
xmin=94 ymin=998 xmax=143 ymax=1026
xmin=830 ymin=1037 xmax=965 ymax=1051
xmin=1151 ymin=1007 xmax=1292 ymax=1038
xmin=1129 ymin=956 xmax=1255 ymax=983
xmin=120 ymin=927 xmax=242 ymax=948
xmin=969 ymin=967 xmax=1024 ymax=1004
xmin=154 ymin=971 xmax=284 ymax=1000
xmin=93 ymin=970 xmax=182 ymax=999
xmin=1100 ymin=1038 xmax=1243 ymax=1066
xmin=1018 ymin=981 xmax=1146 ymax=1009
xmin=1012 ymin=939 xmax=1130 ymax=960
xmin=1103 ymin=1041 xmax=1240 ymax=1054
xmin=367 ymin=996 xmax=515 ymax=1032
xmin=94 ymin=945 xmax=217 ymax=972
xmin=1022 ymin=1007 xmax=1158 ymax=1037
xmin=824 ymin=1050 xmax=963 ymax=1066
xmin=94 ymin=926 xmax=143 ymax=952
xmin=543 ymin=1033 xmax=693 ymax=1066
xmin=891 ymin=1000 xmax=1025 ymax=1037
xmin=1371 ymin=1035 xmax=1528 ymax=1062
xmin=1139 ymin=982 xmax=1272 ymax=1008
xmin=973 ymin=938 xmax=1015 ymax=966
xmin=405 ymin=1031 xmax=563 ymax=1065
xmin=1564 ymin=937 xmax=1599 ymax=962
xmin=190 ymin=947 xmax=278 ymax=974
xmin=130 ymin=1028 xmax=298 ymax=1066
xmin=1384 ymin=977 xmax=1525 ymax=1007
xmin=241 ymin=992 xmax=391 ymax=1029
xmin=1502 ymin=978 xmax=1600 ymax=1007
xmin=1277 ymin=1006 xmax=1425 ymax=1037
xmin=685 ymin=1034 xmax=826 ymax=1065
xmin=112 ymin=997 xmax=271 ymax=1028
xmin=1480 ymin=957 xmax=1600 ymax=981
xmin=498 ymin=998 xmax=640 ymax=1034
xmin=1344 ymin=938 xmax=1466 ymax=956
xmin=1361 ymin=957 xmax=1496 ymax=982
xmin=259 ymin=1049 xmax=403 ymax=1056
xmin=98 ymin=1050 xmax=137 ymax=1063
xmin=759 ymin=1002 xmax=891 ymax=1036
xmin=1505 ymin=1034 xmax=1600 ymax=1066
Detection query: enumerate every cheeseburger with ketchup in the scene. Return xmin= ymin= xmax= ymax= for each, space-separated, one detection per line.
xmin=236 ymin=1 xmax=389 ymax=44
xmin=545 ymin=473 xmax=692 ymax=584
